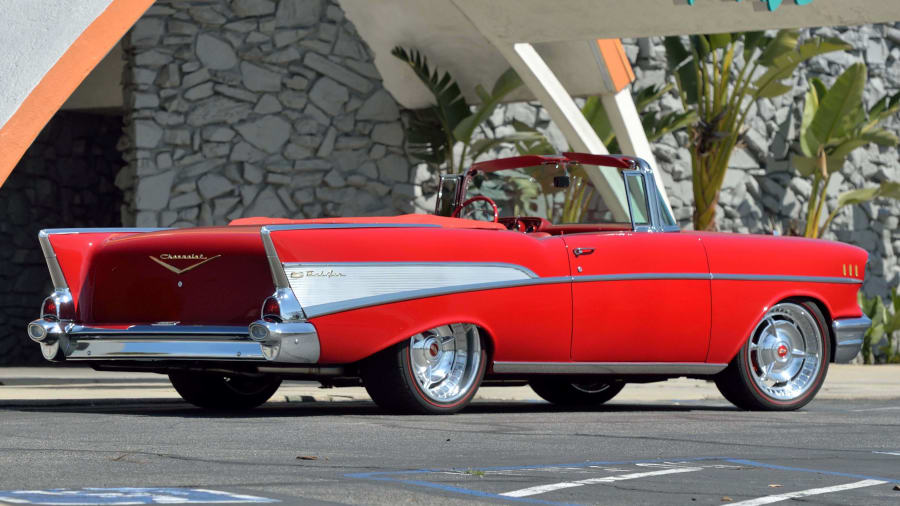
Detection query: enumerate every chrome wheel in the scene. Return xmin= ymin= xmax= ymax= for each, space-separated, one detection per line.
xmin=747 ymin=303 xmax=823 ymax=401
xmin=409 ymin=323 xmax=482 ymax=404
xmin=571 ymin=382 xmax=615 ymax=394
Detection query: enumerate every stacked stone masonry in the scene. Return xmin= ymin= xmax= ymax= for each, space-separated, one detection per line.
xmin=118 ymin=0 xmax=413 ymax=230
xmin=0 ymin=113 xmax=124 ymax=364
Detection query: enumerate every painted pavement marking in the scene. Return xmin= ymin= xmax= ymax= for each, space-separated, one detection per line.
xmin=873 ymin=451 xmax=900 ymax=456
xmin=500 ymin=467 xmax=703 ymax=497
xmin=728 ymin=479 xmax=888 ymax=506
xmin=0 ymin=487 xmax=277 ymax=505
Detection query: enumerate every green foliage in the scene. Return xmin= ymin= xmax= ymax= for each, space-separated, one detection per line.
xmin=663 ymin=30 xmax=850 ymax=231
xmin=392 ymin=47 xmax=525 ymax=173
xmin=792 ymin=63 xmax=900 ymax=238
xmin=858 ymin=289 xmax=900 ymax=364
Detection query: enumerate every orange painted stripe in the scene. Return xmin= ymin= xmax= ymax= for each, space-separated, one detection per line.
xmin=595 ymin=39 xmax=635 ymax=93
xmin=0 ymin=0 xmax=154 ymax=188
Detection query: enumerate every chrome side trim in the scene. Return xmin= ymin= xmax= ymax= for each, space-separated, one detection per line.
xmin=573 ymin=273 xmax=710 ymax=282
xmin=260 ymin=226 xmax=308 ymax=321
xmin=711 ymin=273 xmax=863 ymax=284
xmin=260 ymin=226 xmax=291 ymax=289
xmin=282 ymin=261 xmax=539 ymax=279
xmin=297 ymin=271 xmax=864 ymax=318
xmin=492 ymin=361 xmax=728 ymax=375
xmin=38 ymin=231 xmax=68 ymax=290
xmin=263 ymin=223 xmax=441 ymax=232
xmin=832 ymin=316 xmax=872 ymax=363
xmin=41 ymin=228 xmax=171 ymax=235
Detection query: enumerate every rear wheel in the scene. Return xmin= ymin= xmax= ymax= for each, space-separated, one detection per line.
xmin=715 ymin=301 xmax=830 ymax=411
xmin=530 ymin=377 xmax=625 ymax=406
xmin=168 ymin=372 xmax=282 ymax=410
xmin=361 ymin=323 xmax=486 ymax=414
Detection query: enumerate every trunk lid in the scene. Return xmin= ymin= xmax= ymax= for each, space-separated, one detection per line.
xmin=77 ymin=226 xmax=273 ymax=325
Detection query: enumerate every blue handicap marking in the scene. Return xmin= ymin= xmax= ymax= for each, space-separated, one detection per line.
xmin=0 ymin=487 xmax=277 ymax=504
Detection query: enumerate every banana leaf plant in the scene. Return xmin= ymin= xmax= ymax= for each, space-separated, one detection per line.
xmin=664 ymin=30 xmax=850 ymax=231
xmin=859 ymin=289 xmax=900 ymax=364
xmin=392 ymin=47 xmax=545 ymax=173
xmin=792 ymin=63 xmax=900 ymax=238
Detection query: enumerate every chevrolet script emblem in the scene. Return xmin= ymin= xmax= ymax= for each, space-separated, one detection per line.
xmin=149 ymin=253 xmax=221 ymax=274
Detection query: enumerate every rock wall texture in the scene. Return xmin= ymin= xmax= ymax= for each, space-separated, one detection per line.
xmin=117 ymin=0 xmax=413 ymax=229
xmin=475 ymin=26 xmax=900 ymax=300
xmin=0 ymin=112 xmax=123 ymax=365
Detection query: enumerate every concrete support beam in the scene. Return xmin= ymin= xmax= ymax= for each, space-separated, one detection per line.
xmin=600 ymin=87 xmax=672 ymax=209
xmin=497 ymin=42 xmax=629 ymax=221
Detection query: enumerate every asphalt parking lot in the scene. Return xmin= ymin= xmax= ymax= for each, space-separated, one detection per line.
xmin=0 ymin=393 xmax=899 ymax=505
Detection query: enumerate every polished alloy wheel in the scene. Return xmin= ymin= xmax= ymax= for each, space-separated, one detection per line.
xmin=747 ymin=303 xmax=823 ymax=401
xmin=571 ymin=382 xmax=615 ymax=394
xmin=409 ymin=323 xmax=482 ymax=403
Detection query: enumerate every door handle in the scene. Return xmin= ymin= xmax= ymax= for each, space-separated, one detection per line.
xmin=573 ymin=247 xmax=594 ymax=257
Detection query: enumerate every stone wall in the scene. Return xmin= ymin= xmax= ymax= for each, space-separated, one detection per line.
xmin=474 ymin=26 xmax=900 ymax=300
xmin=0 ymin=112 xmax=124 ymax=365
xmin=117 ymin=0 xmax=413 ymax=229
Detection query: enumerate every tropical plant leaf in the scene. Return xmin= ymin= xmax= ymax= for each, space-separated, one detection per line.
xmin=453 ymin=68 xmax=523 ymax=144
xmin=757 ymin=29 xmax=799 ymax=67
xmin=664 ymin=36 xmax=699 ymax=106
xmin=799 ymin=82 xmax=820 ymax=157
xmin=708 ymin=33 xmax=732 ymax=51
xmin=809 ymin=63 xmax=867 ymax=148
xmin=742 ymin=31 xmax=767 ymax=63
xmin=868 ymin=91 xmax=900 ymax=123
xmin=468 ymin=131 xmax=548 ymax=161
xmin=751 ymin=38 xmax=850 ymax=101
xmin=394 ymin=47 xmax=470 ymax=130
xmin=581 ymin=96 xmax=615 ymax=146
xmin=634 ymin=83 xmax=674 ymax=112
xmin=644 ymin=110 xmax=698 ymax=143
xmin=405 ymin=109 xmax=449 ymax=164
xmin=790 ymin=154 xmax=844 ymax=177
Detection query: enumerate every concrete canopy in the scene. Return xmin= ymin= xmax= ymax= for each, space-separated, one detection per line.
xmin=339 ymin=0 xmax=900 ymax=109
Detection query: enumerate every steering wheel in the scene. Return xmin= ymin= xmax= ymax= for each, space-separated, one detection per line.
xmin=452 ymin=196 xmax=499 ymax=222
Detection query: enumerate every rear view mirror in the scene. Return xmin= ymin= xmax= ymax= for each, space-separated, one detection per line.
xmin=553 ymin=176 xmax=570 ymax=188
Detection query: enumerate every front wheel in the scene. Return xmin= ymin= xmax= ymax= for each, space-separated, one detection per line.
xmin=715 ymin=301 xmax=830 ymax=411
xmin=361 ymin=323 xmax=486 ymax=414
xmin=530 ymin=377 xmax=625 ymax=406
xmin=168 ymin=372 xmax=282 ymax=410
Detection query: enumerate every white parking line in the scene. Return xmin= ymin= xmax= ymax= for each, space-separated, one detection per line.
xmin=729 ymin=479 xmax=888 ymax=505
xmin=500 ymin=467 xmax=703 ymax=498
xmin=873 ymin=451 xmax=900 ymax=456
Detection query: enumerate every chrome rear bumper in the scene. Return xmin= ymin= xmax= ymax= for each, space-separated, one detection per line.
xmin=832 ymin=316 xmax=871 ymax=363
xmin=26 ymin=320 xmax=320 ymax=364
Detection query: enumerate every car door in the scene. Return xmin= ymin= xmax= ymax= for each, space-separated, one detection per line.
xmin=563 ymin=232 xmax=711 ymax=363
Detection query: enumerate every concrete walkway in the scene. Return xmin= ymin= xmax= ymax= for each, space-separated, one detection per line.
xmin=0 ymin=364 xmax=898 ymax=407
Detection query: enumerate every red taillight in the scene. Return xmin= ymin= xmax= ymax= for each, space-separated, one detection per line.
xmin=262 ymin=297 xmax=281 ymax=322
xmin=41 ymin=298 xmax=57 ymax=319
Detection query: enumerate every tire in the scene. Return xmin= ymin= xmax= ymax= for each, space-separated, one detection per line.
xmin=530 ymin=377 xmax=625 ymax=406
xmin=168 ymin=372 xmax=282 ymax=410
xmin=715 ymin=301 xmax=830 ymax=411
xmin=361 ymin=323 xmax=486 ymax=414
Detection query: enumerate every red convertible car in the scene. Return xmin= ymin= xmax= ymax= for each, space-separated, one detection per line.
xmin=27 ymin=153 xmax=870 ymax=413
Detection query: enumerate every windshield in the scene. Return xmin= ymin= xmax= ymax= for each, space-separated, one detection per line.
xmin=465 ymin=163 xmax=630 ymax=225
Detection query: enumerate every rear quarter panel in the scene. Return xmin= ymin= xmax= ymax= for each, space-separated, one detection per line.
xmin=698 ymin=232 xmax=867 ymax=363
xmin=270 ymin=227 xmax=572 ymax=364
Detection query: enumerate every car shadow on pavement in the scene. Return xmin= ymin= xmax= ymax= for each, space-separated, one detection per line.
xmin=1 ymin=399 xmax=737 ymax=418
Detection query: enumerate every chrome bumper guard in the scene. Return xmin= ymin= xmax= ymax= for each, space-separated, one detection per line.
xmin=26 ymin=320 xmax=320 ymax=364
xmin=832 ymin=315 xmax=871 ymax=363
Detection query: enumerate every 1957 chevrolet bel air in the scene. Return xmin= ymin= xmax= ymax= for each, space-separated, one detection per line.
xmin=27 ymin=153 xmax=871 ymax=413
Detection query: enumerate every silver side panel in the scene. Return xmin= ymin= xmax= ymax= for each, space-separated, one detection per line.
xmin=832 ymin=316 xmax=872 ymax=363
xmin=492 ymin=361 xmax=728 ymax=375
xmin=286 ymin=262 xmax=536 ymax=317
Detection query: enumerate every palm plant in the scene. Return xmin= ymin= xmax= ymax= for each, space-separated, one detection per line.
xmin=392 ymin=47 xmax=544 ymax=173
xmin=859 ymin=289 xmax=900 ymax=364
xmin=664 ymin=30 xmax=849 ymax=230
xmin=792 ymin=63 xmax=900 ymax=238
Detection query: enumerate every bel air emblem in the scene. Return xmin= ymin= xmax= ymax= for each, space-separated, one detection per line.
xmin=149 ymin=254 xmax=221 ymax=274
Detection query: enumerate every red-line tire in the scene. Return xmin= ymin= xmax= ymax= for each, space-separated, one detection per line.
xmin=715 ymin=301 xmax=830 ymax=411
xmin=168 ymin=372 xmax=281 ymax=410
xmin=361 ymin=324 xmax=486 ymax=415
xmin=530 ymin=377 xmax=625 ymax=406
